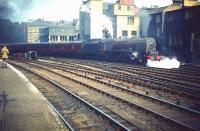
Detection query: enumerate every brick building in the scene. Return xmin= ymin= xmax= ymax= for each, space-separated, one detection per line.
xmin=26 ymin=19 xmax=79 ymax=43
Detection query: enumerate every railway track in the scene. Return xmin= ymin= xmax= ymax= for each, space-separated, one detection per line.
xmin=9 ymin=59 xmax=200 ymax=131
xmin=36 ymin=59 xmax=200 ymax=109
xmin=43 ymin=57 xmax=199 ymax=77
xmin=179 ymin=64 xmax=200 ymax=73
xmin=10 ymin=61 xmax=137 ymax=131
xmin=61 ymin=58 xmax=200 ymax=77
xmin=68 ymin=59 xmax=200 ymax=85
xmin=41 ymin=58 xmax=200 ymax=102
xmin=111 ymin=65 xmax=200 ymax=84
xmin=34 ymin=60 xmax=200 ymax=112
xmin=115 ymin=62 xmax=200 ymax=77
xmin=71 ymin=59 xmax=200 ymax=91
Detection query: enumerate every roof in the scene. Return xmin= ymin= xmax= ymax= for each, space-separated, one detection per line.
xmin=139 ymin=7 xmax=165 ymax=16
xmin=163 ymin=4 xmax=181 ymax=12
xmin=26 ymin=19 xmax=72 ymax=27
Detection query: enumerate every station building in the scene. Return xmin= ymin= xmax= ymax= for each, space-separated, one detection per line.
xmin=40 ymin=26 xmax=79 ymax=43
xmin=26 ymin=19 xmax=80 ymax=43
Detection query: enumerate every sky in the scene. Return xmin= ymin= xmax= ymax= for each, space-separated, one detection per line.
xmin=26 ymin=0 xmax=172 ymax=21
xmin=0 ymin=0 xmax=173 ymax=22
xmin=25 ymin=0 xmax=118 ymax=21
xmin=135 ymin=0 xmax=172 ymax=7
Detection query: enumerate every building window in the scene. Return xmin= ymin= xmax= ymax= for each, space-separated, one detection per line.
xmin=50 ymin=36 xmax=53 ymax=41
xmin=65 ymin=36 xmax=68 ymax=41
xmin=128 ymin=16 xmax=134 ymax=24
xmin=53 ymin=36 xmax=55 ymax=41
xmin=131 ymin=31 xmax=137 ymax=36
xmin=122 ymin=30 xmax=128 ymax=37
xmin=118 ymin=6 xmax=121 ymax=10
xmin=60 ymin=36 xmax=65 ymax=41
xmin=127 ymin=6 xmax=130 ymax=11
xmin=50 ymin=36 xmax=58 ymax=41
xmin=55 ymin=36 xmax=58 ymax=41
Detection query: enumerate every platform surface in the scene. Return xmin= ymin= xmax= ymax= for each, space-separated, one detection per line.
xmin=0 ymin=62 xmax=67 ymax=131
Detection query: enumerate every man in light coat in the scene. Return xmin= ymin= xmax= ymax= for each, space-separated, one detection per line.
xmin=1 ymin=45 xmax=9 ymax=68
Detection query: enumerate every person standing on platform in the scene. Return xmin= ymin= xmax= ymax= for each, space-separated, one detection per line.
xmin=1 ymin=45 xmax=9 ymax=68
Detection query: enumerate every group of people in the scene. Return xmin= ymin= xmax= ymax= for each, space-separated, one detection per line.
xmin=1 ymin=45 xmax=9 ymax=68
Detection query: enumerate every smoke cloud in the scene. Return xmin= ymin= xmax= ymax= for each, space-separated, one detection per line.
xmin=0 ymin=0 xmax=83 ymax=22
xmin=0 ymin=0 xmax=34 ymax=21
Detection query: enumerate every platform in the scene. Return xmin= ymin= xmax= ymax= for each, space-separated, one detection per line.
xmin=0 ymin=61 xmax=67 ymax=131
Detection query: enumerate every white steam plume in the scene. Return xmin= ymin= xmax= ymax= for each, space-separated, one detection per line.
xmin=147 ymin=57 xmax=180 ymax=69
xmin=90 ymin=11 xmax=113 ymax=39
xmin=80 ymin=2 xmax=113 ymax=39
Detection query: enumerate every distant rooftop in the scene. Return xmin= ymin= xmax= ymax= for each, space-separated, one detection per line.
xmin=26 ymin=19 xmax=72 ymax=27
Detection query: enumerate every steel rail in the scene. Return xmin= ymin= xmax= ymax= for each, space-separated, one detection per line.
xmin=33 ymin=60 xmax=200 ymax=116
xmin=9 ymin=61 xmax=136 ymax=131
xmin=15 ymin=60 xmax=197 ymax=131
xmin=37 ymin=60 xmax=200 ymax=100
xmin=50 ymin=59 xmax=200 ymax=94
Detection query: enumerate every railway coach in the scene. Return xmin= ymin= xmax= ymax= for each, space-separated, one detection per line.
xmin=4 ymin=42 xmax=81 ymax=57
xmin=1 ymin=37 xmax=159 ymax=64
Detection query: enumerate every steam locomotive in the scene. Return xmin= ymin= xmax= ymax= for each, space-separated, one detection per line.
xmin=81 ymin=38 xmax=157 ymax=63
xmin=1 ymin=37 xmax=159 ymax=64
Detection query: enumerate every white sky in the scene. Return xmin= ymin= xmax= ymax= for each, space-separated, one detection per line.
xmin=135 ymin=0 xmax=172 ymax=7
xmin=25 ymin=0 xmax=172 ymax=21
